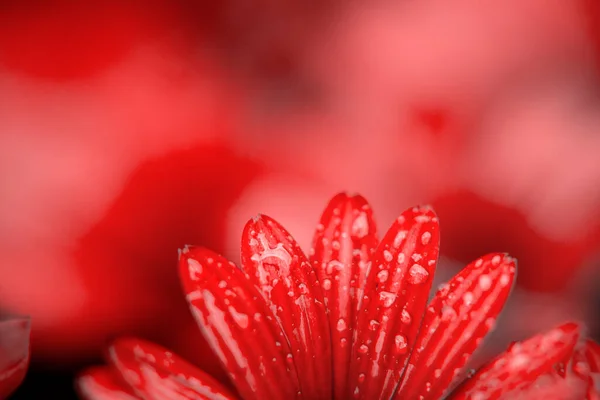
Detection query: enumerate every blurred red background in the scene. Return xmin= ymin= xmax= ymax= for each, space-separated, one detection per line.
xmin=1 ymin=1 xmax=599 ymax=398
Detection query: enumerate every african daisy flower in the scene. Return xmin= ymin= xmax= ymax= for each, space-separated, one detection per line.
xmin=76 ymin=193 xmax=600 ymax=399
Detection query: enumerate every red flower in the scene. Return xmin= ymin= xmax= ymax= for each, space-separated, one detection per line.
xmin=0 ymin=317 xmax=31 ymax=398
xmin=76 ymin=193 xmax=599 ymax=399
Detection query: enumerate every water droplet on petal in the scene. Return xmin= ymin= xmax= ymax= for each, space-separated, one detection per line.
xmin=408 ymin=264 xmax=429 ymax=284
xmin=187 ymin=258 xmax=203 ymax=279
xmin=463 ymin=292 xmax=474 ymax=306
xmin=377 ymin=270 xmax=389 ymax=283
xmin=421 ymin=231 xmax=432 ymax=245
xmin=322 ymin=279 xmax=332 ymax=290
xmin=401 ymin=308 xmax=412 ymax=324
xmin=574 ymin=361 xmax=590 ymax=377
xmin=478 ymin=275 xmax=492 ymax=291
xmin=352 ymin=213 xmax=369 ymax=238
xmin=326 ymin=260 xmax=344 ymax=274
xmin=414 ymin=215 xmax=431 ymax=223
xmin=383 ymin=250 xmax=393 ymax=262
xmin=471 ymin=392 xmax=486 ymax=400
xmin=441 ymin=305 xmax=457 ymax=321
xmin=437 ymin=283 xmax=450 ymax=296
xmin=395 ymin=335 xmax=408 ymax=353
xmin=509 ymin=354 xmax=530 ymax=369
xmin=393 ymin=231 xmax=407 ymax=248
xmin=337 ymin=318 xmax=347 ymax=332
xmin=379 ymin=291 xmax=397 ymax=307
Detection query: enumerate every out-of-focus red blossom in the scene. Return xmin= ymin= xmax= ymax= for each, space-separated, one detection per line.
xmin=0 ymin=1 xmax=205 ymax=81
xmin=0 ymin=0 xmax=333 ymax=84
xmin=432 ymin=191 xmax=600 ymax=292
xmin=0 ymin=1 xmax=256 ymax=366
xmin=0 ymin=1 xmax=168 ymax=81
xmin=76 ymin=193 xmax=600 ymax=399
xmin=201 ymin=1 xmax=333 ymax=83
xmin=66 ymin=142 xmax=262 ymax=373
xmin=584 ymin=0 xmax=600 ymax=69
xmin=303 ymin=0 xmax=593 ymax=118
xmin=0 ymin=318 xmax=30 ymax=398
xmin=1 ymin=142 xmax=263 ymax=374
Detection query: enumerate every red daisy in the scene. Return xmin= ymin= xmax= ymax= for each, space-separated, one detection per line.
xmin=76 ymin=193 xmax=600 ymax=399
xmin=0 ymin=317 xmax=31 ymax=398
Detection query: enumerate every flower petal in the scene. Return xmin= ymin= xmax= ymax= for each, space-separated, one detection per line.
xmin=77 ymin=366 xmax=140 ymax=400
xmin=0 ymin=317 xmax=31 ymax=398
xmin=450 ymin=322 xmax=581 ymax=400
xmin=487 ymin=341 xmax=590 ymax=400
xmin=584 ymin=340 xmax=600 ymax=399
xmin=394 ymin=253 xmax=516 ymax=399
xmin=349 ymin=206 xmax=440 ymax=399
xmin=180 ymin=246 xmax=300 ymax=400
xmin=241 ymin=215 xmax=332 ymax=399
xmin=310 ymin=193 xmax=378 ymax=400
xmin=107 ymin=337 xmax=237 ymax=400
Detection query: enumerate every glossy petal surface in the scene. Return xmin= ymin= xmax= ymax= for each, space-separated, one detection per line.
xmin=310 ymin=193 xmax=378 ymax=400
xmin=585 ymin=340 xmax=600 ymax=399
xmin=450 ymin=322 xmax=581 ymax=400
xmin=349 ymin=206 xmax=440 ymax=400
xmin=74 ymin=193 xmax=600 ymax=400
xmin=493 ymin=343 xmax=589 ymax=400
xmin=242 ymin=215 xmax=332 ymax=399
xmin=108 ymin=338 xmax=236 ymax=400
xmin=180 ymin=246 xmax=300 ymax=400
xmin=0 ymin=317 xmax=31 ymax=398
xmin=395 ymin=253 xmax=516 ymax=399
xmin=77 ymin=367 xmax=140 ymax=400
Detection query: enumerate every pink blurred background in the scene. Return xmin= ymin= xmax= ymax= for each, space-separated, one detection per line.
xmin=1 ymin=1 xmax=600 ymax=397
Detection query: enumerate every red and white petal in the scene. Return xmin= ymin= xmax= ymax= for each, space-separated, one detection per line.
xmin=77 ymin=366 xmax=141 ymax=400
xmin=107 ymin=337 xmax=236 ymax=400
xmin=489 ymin=344 xmax=590 ymax=400
xmin=349 ymin=206 xmax=440 ymax=400
xmin=310 ymin=193 xmax=378 ymax=400
xmin=241 ymin=215 xmax=332 ymax=399
xmin=394 ymin=253 xmax=516 ymax=399
xmin=0 ymin=317 xmax=31 ymax=398
xmin=450 ymin=322 xmax=581 ymax=400
xmin=179 ymin=246 xmax=300 ymax=400
xmin=585 ymin=340 xmax=600 ymax=399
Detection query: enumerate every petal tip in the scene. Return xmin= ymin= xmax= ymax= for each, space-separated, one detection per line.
xmin=402 ymin=205 xmax=439 ymax=225
xmin=558 ymin=321 xmax=582 ymax=335
xmin=244 ymin=213 xmax=276 ymax=233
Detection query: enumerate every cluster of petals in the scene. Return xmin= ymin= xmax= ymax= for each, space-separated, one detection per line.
xmin=76 ymin=193 xmax=600 ymax=400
